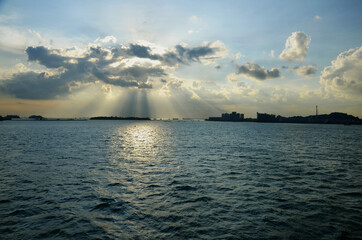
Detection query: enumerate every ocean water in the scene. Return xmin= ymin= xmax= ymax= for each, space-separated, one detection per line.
xmin=0 ymin=120 xmax=361 ymax=239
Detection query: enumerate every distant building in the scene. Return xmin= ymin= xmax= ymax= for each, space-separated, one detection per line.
xmin=257 ymin=112 xmax=276 ymax=122
xmin=207 ymin=112 xmax=244 ymax=121
xmin=221 ymin=113 xmax=229 ymax=120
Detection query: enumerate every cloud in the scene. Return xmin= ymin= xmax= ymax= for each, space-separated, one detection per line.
xmin=26 ymin=46 xmax=70 ymax=69
xmin=235 ymin=52 xmax=244 ymax=60
xmin=165 ymin=79 xmax=183 ymax=90
xmin=176 ymin=45 xmax=213 ymax=61
xmin=0 ymin=45 xmax=164 ymax=99
xmin=235 ymin=62 xmax=281 ymax=81
xmin=293 ymin=65 xmax=317 ymax=76
xmin=95 ymin=36 xmax=117 ymax=44
xmin=320 ymin=46 xmax=362 ymax=97
xmin=279 ymin=32 xmax=311 ymax=62
xmin=0 ymin=72 xmax=71 ymax=99
xmin=227 ymin=73 xmax=238 ymax=82
xmin=126 ymin=44 xmax=158 ymax=59
xmin=173 ymin=41 xmax=227 ymax=64
xmin=121 ymin=41 xmax=227 ymax=66
xmin=282 ymin=65 xmax=317 ymax=76
xmin=314 ymin=15 xmax=322 ymax=20
xmin=0 ymin=40 xmax=228 ymax=99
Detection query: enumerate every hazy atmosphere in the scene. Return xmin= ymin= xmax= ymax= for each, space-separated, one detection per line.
xmin=0 ymin=0 xmax=361 ymax=118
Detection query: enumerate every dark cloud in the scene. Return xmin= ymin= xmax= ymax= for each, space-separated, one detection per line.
xmin=87 ymin=46 xmax=111 ymax=60
xmin=175 ymin=45 xmax=214 ymax=62
xmin=0 ymin=72 xmax=70 ymax=99
xmin=159 ymin=52 xmax=182 ymax=66
xmin=123 ymin=42 xmax=225 ymax=66
xmin=26 ymin=46 xmax=70 ymax=69
xmin=0 ymin=41 xmax=226 ymax=99
xmin=1 ymin=45 xmax=165 ymax=99
xmin=126 ymin=44 xmax=158 ymax=60
xmin=236 ymin=62 xmax=281 ymax=80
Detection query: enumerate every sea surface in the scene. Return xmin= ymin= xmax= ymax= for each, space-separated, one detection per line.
xmin=0 ymin=120 xmax=361 ymax=239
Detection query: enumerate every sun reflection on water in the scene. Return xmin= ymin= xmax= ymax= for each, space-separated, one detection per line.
xmin=122 ymin=123 xmax=161 ymax=159
xmin=98 ymin=122 xmax=174 ymax=211
xmin=107 ymin=122 xmax=173 ymax=175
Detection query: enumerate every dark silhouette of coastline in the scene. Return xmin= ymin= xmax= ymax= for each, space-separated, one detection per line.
xmin=90 ymin=116 xmax=151 ymax=120
xmin=0 ymin=115 xmax=20 ymax=120
xmin=207 ymin=112 xmax=362 ymax=125
xmin=0 ymin=115 xmax=85 ymax=121
xmin=207 ymin=112 xmax=245 ymax=122
xmin=0 ymin=115 xmax=149 ymax=121
xmin=1 ymin=112 xmax=361 ymax=124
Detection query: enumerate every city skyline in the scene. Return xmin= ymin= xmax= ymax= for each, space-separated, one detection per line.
xmin=0 ymin=0 xmax=361 ymax=118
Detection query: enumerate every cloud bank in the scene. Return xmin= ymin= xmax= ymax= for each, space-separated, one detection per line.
xmin=279 ymin=32 xmax=311 ymax=62
xmin=0 ymin=40 xmax=227 ymax=99
xmin=320 ymin=46 xmax=362 ymax=97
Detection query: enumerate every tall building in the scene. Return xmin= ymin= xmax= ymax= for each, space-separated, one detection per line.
xmin=208 ymin=112 xmax=244 ymax=121
xmin=257 ymin=112 xmax=276 ymax=122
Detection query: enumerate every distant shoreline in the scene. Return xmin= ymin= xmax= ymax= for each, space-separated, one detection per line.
xmin=206 ymin=112 xmax=362 ymax=125
xmin=90 ymin=116 xmax=151 ymax=120
xmin=1 ymin=112 xmax=362 ymax=125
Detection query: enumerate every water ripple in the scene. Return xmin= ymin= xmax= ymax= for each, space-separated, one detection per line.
xmin=0 ymin=121 xmax=361 ymax=239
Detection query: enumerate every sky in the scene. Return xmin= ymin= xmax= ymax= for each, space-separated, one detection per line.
xmin=0 ymin=0 xmax=361 ymax=118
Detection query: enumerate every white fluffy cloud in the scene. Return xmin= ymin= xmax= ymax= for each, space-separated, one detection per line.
xmin=279 ymin=32 xmax=311 ymax=62
xmin=320 ymin=46 xmax=362 ymax=98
